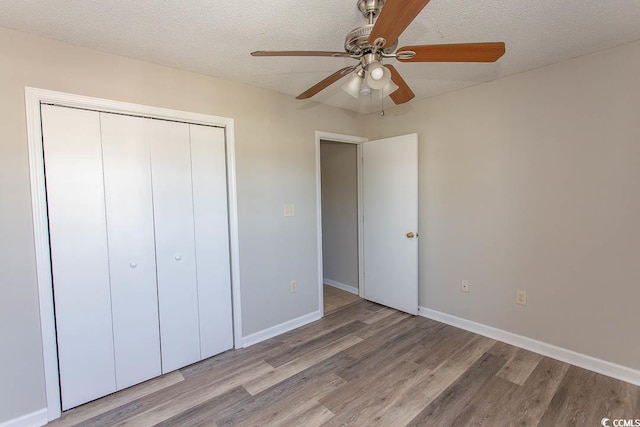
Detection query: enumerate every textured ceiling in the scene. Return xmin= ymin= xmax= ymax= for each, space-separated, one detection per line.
xmin=2 ymin=0 xmax=640 ymax=113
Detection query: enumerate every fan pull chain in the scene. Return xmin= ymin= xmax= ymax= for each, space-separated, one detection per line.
xmin=380 ymin=89 xmax=385 ymax=116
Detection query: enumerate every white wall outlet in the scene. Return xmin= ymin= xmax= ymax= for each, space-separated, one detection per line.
xmin=461 ymin=280 xmax=470 ymax=293
xmin=290 ymin=280 xmax=297 ymax=293
xmin=516 ymin=289 xmax=527 ymax=305
xmin=284 ymin=204 xmax=295 ymax=217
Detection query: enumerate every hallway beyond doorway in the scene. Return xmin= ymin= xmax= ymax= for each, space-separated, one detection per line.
xmin=324 ymin=284 xmax=360 ymax=314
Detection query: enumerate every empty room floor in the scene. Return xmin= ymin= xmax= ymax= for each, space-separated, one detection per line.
xmin=323 ymin=284 xmax=360 ymax=314
xmin=48 ymin=300 xmax=640 ymax=426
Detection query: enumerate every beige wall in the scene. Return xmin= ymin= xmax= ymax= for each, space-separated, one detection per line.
xmin=0 ymin=27 xmax=364 ymax=423
xmin=367 ymin=39 xmax=640 ymax=371
xmin=320 ymin=141 xmax=359 ymax=289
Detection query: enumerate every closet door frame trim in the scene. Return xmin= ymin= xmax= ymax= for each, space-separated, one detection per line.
xmin=25 ymin=87 xmax=243 ymax=422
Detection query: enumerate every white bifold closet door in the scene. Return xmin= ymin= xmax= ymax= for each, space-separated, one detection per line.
xmin=190 ymin=125 xmax=233 ymax=359
xmin=43 ymin=104 xmax=234 ymax=411
xmin=100 ymin=113 xmax=162 ymax=389
xmin=149 ymin=121 xmax=233 ymax=371
xmin=149 ymin=120 xmax=201 ymax=372
xmin=42 ymin=105 xmax=117 ymax=410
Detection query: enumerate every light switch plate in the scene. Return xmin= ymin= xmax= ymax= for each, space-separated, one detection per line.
xmin=516 ymin=289 xmax=527 ymax=305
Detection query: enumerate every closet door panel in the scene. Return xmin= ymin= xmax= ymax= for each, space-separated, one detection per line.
xmin=149 ymin=120 xmax=201 ymax=372
xmin=41 ymin=105 xmax=116 ymax=410
xmin=190 ymin=125 xmax=234 ymax=358
xmin=100 ymin=113 xmax=162 ymax=389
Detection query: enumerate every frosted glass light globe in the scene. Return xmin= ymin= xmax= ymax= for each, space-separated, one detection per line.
xmin=367 ymin=64 xmax=391 ymax=89
xmin=370 ymin=67 xmax=384 ymax=81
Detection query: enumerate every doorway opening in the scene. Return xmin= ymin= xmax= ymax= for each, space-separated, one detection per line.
xmin=321 ymin=140 xmax=360 ymax=313
xmin=315 ymin=132 xmax=367 ymax=316
xmin=316 ymin=131 xmax=419 ymax=318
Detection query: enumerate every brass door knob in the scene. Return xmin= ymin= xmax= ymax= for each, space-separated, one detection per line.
xmin=406 ymin=232 xmax=416 ymax=238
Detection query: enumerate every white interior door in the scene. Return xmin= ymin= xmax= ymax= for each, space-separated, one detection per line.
xmin=362 ymin=134 xmax=418 ymax=315
xmin=149 ymin=119 xmax=201 ymax=373
xmin=42 ymin=105 xmax=117 ymax=410
xmin=100 ymin=113 xmax=162 ymax=389
xmin=190 ymin=125 xmax=234 ymax=359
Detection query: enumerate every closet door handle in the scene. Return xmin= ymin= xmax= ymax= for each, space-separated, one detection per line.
xmin=174 ymin=254 xmax=182 ymax=261
xmin=130 ymin=262 xmax=137 ymax=268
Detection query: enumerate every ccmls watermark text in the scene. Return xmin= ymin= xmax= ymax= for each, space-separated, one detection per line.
xmin=601 ymin=418 xmax=640 ymax=427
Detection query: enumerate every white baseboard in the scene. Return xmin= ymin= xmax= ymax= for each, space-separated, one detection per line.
xmin=323 ymin=278 xmax=358 ymax=295
xmin=242 ymin=310 xmax=322 ymax=348
xmin=418 ymin=307 xmax=640 ymax=387
xmin=0 ymin=409 xmax=47 ymax=427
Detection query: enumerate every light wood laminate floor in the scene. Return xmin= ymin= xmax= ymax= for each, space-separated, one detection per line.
xmin=323 ymin=284 xmax=360 ymax=314
xmin=48 ymin=300 xmax=640 ymax=426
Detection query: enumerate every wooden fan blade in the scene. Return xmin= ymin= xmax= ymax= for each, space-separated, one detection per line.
xmin=369 ymin=0 xmax=431 ymax=48
xmin=251 ymin=51 xmax=351 ymax=58
xmin=397 ymin=42 xmax=506 ymax=62
xmin=385 ymin=65 xmax=415 ymax=105
xmin=296 ymin=66 xmax=356 ymax=100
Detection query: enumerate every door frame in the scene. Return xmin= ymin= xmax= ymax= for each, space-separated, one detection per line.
xmin=25 ymin=87 xmax=243 ymax=421
xmin=315 ymin=131 xmax=368 ymax=316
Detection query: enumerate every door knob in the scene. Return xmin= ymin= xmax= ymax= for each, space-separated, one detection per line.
xmin=175 ymin=254 xmax=182 ymax=261
xmin=406 ymin=232 xmax=416 ymax=238
xmin=130 ymin=262 xmax=137 ymax=268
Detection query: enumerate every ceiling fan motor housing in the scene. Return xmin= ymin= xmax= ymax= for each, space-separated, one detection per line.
xmin=344 ymin=24 xmax=398 ymax=56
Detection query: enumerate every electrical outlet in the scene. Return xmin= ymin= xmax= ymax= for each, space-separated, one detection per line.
xmin=516 ymin=289 xmax=527 ymax=305
xmin=290 ymin=280 xmax=297 ymax=293
xmin=461 ymin=280 xmax=470 ymax=293
xmin=284 ymin=204 xmax=295 ymax=217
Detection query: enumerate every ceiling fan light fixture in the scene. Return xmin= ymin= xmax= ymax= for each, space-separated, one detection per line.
xmin=381 ymin=79 xmax=399 ymax=96
xmin=367 ymin=63 xmax=391 ymax=89
xmin=341 ymin=69 xmax=365 ymax=98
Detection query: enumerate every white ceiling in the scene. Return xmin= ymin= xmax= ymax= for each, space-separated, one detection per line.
xmin=2 ymin=0 xmax=640 ymax=113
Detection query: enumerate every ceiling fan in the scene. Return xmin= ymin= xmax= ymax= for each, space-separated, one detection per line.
xmin=251 ymin=0 xmax=506 ymax=105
